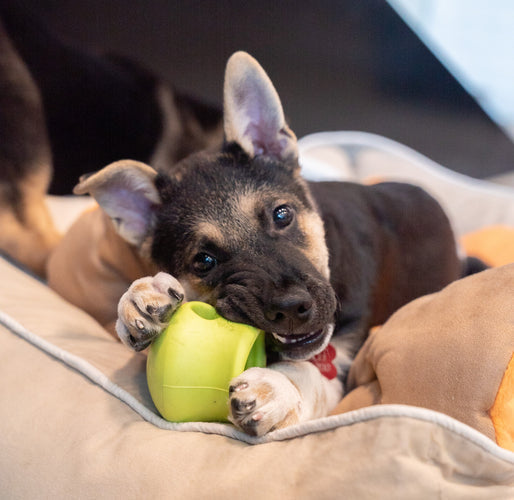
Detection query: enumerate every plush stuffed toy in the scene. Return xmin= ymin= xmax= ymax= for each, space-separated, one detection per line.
xmin=333 ymin=262 xmax=514 ymax=451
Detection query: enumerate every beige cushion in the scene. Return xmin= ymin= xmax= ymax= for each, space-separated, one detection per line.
xmin=1 ymin=255 xmax=514 ymax=496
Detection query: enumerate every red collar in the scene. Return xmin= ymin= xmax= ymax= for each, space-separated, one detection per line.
xmin=308 ymin=343 xmax=337 ymax=379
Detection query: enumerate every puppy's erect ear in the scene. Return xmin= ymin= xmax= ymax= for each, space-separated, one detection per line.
xmin=73 ymin=160 xmax=160 ymax=246
xmin=223 ymin=51 xmax=298 ymax=162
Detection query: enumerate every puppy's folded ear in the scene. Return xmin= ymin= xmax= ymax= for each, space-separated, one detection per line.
xmin=73 ymin=160 xmax=160 ymax=247
xmin=223 ymin=51 xmax=298 ymax=162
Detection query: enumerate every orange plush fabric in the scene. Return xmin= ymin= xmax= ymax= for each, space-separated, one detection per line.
xmin=461 ymin=225 xmax=514 ymax=267
xmin=490 ymin=354 xmax=514 ymax=451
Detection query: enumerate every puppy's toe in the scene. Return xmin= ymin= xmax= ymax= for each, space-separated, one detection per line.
xmin=115 ymin=316 xmax=154 ymax=351
xmin=152 ymin=272 xmax=186 ymax=304
xmin=130 ymin=275 xmax=184 ymax=321
xmin=228 ymin=368 xmax=301 ymax=436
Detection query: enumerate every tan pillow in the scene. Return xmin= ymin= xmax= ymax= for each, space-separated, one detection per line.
xmin=333 ymin=264 xmax=514 ymax=451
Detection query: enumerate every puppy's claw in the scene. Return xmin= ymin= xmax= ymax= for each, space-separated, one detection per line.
xmin=229 ymin=382 xmax=248 ymax=393
xmin=168 ymin=287 xmax=184 ymax=302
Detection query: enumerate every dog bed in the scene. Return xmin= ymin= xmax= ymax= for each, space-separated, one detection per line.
xmin=1 ymin=132 xmax=514 ymax=497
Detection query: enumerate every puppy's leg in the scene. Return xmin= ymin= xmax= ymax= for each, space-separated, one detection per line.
xmin=229 ymin=362 xmax=343 ymax=436
xmin=228 ymin=328 xmax=364 ymax=436
xmin=116 ymin=272 xmax=185 ymax=351
xmin=0 ymin=20 xmax=60 ymax=276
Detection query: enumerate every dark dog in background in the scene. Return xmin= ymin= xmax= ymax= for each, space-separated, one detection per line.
xmin=0 ymin=4 xmax=222 ymax=275
xmin=74 ymin=51 xmax=480 ymax=435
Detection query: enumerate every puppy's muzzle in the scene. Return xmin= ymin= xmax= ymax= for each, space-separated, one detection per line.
xmin=215 ymin=267 xmax=337 ymax=360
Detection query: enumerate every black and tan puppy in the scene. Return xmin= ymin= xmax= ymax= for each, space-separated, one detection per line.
xmin=71 ymin=52 xmax=475 ymax=435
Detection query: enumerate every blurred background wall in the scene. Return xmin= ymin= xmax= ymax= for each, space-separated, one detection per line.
xmin=11 ymin=0 xmax=514 ymax=179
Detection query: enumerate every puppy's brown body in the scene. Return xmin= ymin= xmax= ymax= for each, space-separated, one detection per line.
xmin=310 ymin=180 xmax=460 ymax=356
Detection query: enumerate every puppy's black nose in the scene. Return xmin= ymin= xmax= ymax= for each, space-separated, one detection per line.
xmin=265 ymin=287 xmax=313 ymax=329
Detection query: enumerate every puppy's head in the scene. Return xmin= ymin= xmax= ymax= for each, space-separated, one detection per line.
xmin=75 ymin=52 xmax=336 ymax=360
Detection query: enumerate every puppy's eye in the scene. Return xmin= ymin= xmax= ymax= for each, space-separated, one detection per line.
xmin=273 ymin=205 xmax=294 ymax=228
xmin=192 ymin=252 xmax=217 ymax=275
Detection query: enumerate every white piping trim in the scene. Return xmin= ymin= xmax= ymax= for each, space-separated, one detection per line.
xmin=1 ymin=307 xmax=514 ymax=458
xmin=298 ymin=130 xmax=514 ymax=197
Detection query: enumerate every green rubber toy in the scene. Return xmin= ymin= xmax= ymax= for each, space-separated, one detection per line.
xmin=146 ymin=301 xmax=266 ymax=422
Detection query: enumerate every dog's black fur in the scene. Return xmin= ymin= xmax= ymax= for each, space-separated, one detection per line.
xmin=150 ymin=143 xmax=338 ymax=360
xmin=142 ymin=141 xmax=464 ymax=363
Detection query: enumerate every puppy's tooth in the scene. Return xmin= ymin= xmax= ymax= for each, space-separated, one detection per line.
xmin=135 ymin=319 xmax=145 ymax=330
xmin=252 ymin=412 xmax=263 ymax=422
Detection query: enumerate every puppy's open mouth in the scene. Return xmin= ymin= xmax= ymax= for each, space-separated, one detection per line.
xmin=271 ymin=329 xmax=324 ymax=345
xmin=268 ymin=323 xmax=334 ymax=360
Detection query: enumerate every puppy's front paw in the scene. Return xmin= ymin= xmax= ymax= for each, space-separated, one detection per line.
xmin=229 ymin=367 xmax=302 ymax=436
xmin=116 ymin=272 xmax=185 ymax=351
